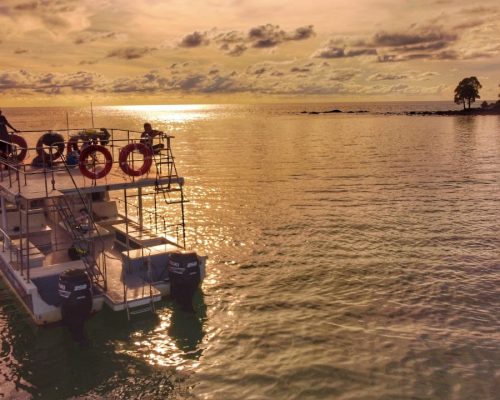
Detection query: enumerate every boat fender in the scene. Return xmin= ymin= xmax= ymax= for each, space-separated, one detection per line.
xmin=36 ymin=132 xmax=65 ymax=161
xmin=118 ymin=143 xmax=153 ymax=177
xmin=8 ymin=134 xmax=28 ymax=163
xmin=78 ymin=144 xmax=113 ymax=180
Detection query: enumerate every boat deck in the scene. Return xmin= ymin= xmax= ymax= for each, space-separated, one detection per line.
xmin=0 ymin=164 xmax=183 ymax=199
xmin=103 ymin=251 xmax=161 ymax=311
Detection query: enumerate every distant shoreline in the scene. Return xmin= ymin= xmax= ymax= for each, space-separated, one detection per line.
xmin=301 ymin=106 xmax=500 ymax=116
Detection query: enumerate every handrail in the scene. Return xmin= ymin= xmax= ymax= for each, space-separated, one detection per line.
xmin=114 ymin=197 xmax=182 ymax=240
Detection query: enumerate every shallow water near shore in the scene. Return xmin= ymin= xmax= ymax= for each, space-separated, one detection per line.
xmin=1 ymin=102 xmax=500 ymax=399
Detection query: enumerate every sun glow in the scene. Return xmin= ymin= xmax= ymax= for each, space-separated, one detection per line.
xmin=107 ymin=104 xmax=219 ymax=124
xmin=115 ymin=104 xmax=211 ymax=112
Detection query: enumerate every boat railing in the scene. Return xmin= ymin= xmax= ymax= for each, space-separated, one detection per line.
xmin=0 ymin=128 xmax=177 ymax=197
xmin=114 ymin=197 xmax=182 ymax=244
xmin=0 ymin=225 xmax=32 ymax=281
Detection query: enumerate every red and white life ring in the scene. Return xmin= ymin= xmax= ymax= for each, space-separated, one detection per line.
xmin=8 ymin=134 xmax=28 ymax=162
xmin=119 ymin=143 xmax=153 ymax=177
xmin=78 ymin=144 xmax=113 ymax=179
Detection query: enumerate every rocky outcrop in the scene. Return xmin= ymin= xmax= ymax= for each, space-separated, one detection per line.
xmin=301 ymin=103 xmax=500 ymax=116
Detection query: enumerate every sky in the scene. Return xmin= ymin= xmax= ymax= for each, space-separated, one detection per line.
xmin=0 ymin=0 xmax=499 ymax=106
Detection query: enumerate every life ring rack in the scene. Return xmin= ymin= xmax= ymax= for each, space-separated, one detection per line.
xmin=119 ymin=143 xmax=153 ymax=177
xmin=36 ymin=132 xmax=65 ymax=161
xmin=78 ymin=144 xmax=113 ymax=180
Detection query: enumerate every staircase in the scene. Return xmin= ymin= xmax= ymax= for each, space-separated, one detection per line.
xmin=50 ymin=195 xmax=107 ymax=289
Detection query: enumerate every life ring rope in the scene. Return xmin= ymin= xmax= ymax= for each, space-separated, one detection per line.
xmin=119 ymin=143 xmax=153 ymax=177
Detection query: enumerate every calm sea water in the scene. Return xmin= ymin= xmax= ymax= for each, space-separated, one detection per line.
xmin=1 ymin=102 xmax=499 ymax=399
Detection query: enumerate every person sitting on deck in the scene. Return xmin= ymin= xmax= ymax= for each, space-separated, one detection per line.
xmin=66 ymin=149 xmax=79 ymax=167
xmin=75 ymin=208 xmax=90 ymax=233
xmin=31 ymin=154 xmax=53 ymax=168
xmin=141 ymin=123 xmax=164 ymax=154
xmin=98 ymin=128 xmax=110 ymax=145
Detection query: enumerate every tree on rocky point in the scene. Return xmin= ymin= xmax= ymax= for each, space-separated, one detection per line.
xmin=454 ymin=77 xmax=482 ymax=110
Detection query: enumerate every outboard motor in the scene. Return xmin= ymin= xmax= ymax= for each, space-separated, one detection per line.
xmin=58 ymin=269 xmax=92 ymax=343
xmin=167 ymin=251 xmax=200 ymax=311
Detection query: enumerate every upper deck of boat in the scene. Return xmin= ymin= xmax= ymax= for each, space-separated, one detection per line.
xmin=0 ymin=165 xmax=184 ymax=200
xmin=0 ymin=128 xmax=183 ymax=201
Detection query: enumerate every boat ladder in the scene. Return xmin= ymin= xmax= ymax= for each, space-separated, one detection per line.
xmin=124 ymin=254 xmax=156 ymax=321
xmin=152 ymin=135 xmax=179 ymax=194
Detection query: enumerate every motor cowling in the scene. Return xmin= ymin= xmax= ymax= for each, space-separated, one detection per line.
xmin=167 ymin=251 xmax=200 ymax=310
xmin=58 ymin=269 xmax=92 ymax=343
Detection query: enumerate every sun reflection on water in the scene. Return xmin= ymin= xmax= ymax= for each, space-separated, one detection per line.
xmin=115 ymin=303 xmax=206 ymax=373
xmin=107 ymin=104 xmax=219 ymax=124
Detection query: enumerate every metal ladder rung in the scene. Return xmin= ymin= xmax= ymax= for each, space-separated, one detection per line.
xmin=129 ymin=305 xmax=154 ymax=315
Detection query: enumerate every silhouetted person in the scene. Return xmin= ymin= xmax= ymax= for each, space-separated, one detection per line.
xmin=0 ymin=109 xmax=19 ymax=155
xmin=141 ymin=122 xmax=164 ymax=153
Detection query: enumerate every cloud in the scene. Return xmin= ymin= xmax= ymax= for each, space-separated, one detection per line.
xmin=179 ymin=31 xmax=209 ymax=48
xmin=247 ymin=24 xmax=315 ymax=49
xmin=79 ymin=59 xmax=98 ymax=65
xmin=248 ymin=24 xmax=284 ymax=47
xmin=368 ymin=73 xmax=408 ymax=81
xmin=312 ymin=22 xmax=469 ymax=63
xmin=0 ymin=66 xmax=449 ymax=98
xmin=312 ymin=42 xmax=377 ymax=58
xmin=458 ymin=6 xmax=499 ymax=15
xmin=287 ymin=25 xmax=315 ymax=40
xmin=14 ymin=48 xmax=28 ymax=54
xmin=373 ymin=28 xmax=457 ymax=47
xmin=227 ymin=44 xmax=247 ymax=56
xmin=329 ymin=68 xmax=361 ymax=81
xmin=371 ymin=25 xmax=464 ymax=61
xmin=291 ymin=67 xmax=311 ymax=73
xmin=452 ymin=19 xmax=486 ymax=30
xmin=190 ymin=24 xmax=316 ymax=56
xmin=0 ymin=69 xmax=106 ymax=94
xmin=247 ymin=66 xmax=268 ymax=76
xmin=13 ymin=1 xmax=38 ymax=12
xmin=313 ymin=22 xmax=490 ymax=63
xmin=176 ymin=75 xmax=206 ymax=90
xmin=74 ymin=31 xmax=120 ymax=45
xmin=106 ymin=47 xmax=156 ymax=60
xmin=0 ymin=0 xmax=91 ymax=37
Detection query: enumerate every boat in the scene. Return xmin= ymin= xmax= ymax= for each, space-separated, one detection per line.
xmin=0 ymin=127 xmax=206 ymax=326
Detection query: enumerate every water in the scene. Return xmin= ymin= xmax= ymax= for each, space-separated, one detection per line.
xmin=1 ymin=103 xmax=500 ymax=399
